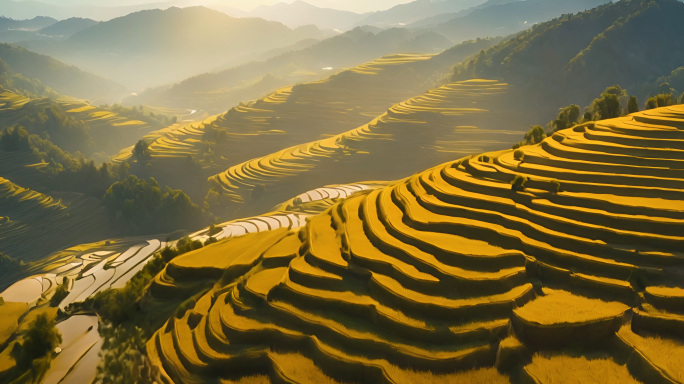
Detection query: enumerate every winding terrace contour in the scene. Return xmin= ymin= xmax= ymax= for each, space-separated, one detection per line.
xmin=147 ymin=105 xmax=684 ymax=383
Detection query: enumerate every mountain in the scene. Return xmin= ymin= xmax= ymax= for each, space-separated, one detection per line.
xmin=18 ymin=6 xmax=329 ymax=89
xmin=0 ymin=43 xmax=125 ymax=102
xmin=248 ymin=1 xmax=365 ymax=30
xmin=0 ymin=15 xmax=57 ymax=42
xmin=409 ymin=0 xmax=527 ymax=28
xmin=37 ymin=17 xmax=99 ymax=39
xmin=0 ymin=15 xmax=56 ymax=30
xmin=147 ymin=103 xmax=684 ymax=383
xmin=452 ymin=0 xmax=684 ymax=112
xmin=358 ymin=0 xmax=486 ymax=28
xmin=415 ymin=0 xmax=610 ymax=43
xmin=0 ymin=0 xmax=187 ymax=20
xmin=0 ymin=16 xmax=97 ymax=43
xmin=127 ymin=27 xmax=457 ymax=113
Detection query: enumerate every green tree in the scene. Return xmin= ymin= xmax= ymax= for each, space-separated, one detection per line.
xmin=591 ymin=85 xmax=624 ymax=120
xmin=511 ymin=175 xmax=528 ymax=192
xmin=646 ymin=93 xmax=676 ymax=109
xmin=513 ymin=125 xmax=546 ymax=149
xmin=18 ymin=313 xmax=61 ymax=365
xmin=551 ymin=104 xmax=581 ymax=132
xmin=103 ymin=175 xmax=202 ymax=234
xmin=132 ymin=140 xmax=151 ymax=164
xmin=514 ymin=149 xmax=524 ymax=161
xmin=627 ymin=96 xmax=639 ymax=114
xmin=96 ymin=324 xmax=153 ymax=384
xmin=50 ymin=277 xmax=70 ymax=307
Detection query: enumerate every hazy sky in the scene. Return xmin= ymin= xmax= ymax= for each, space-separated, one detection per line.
xmin=35 ymin=0 xmax=415 ymax=13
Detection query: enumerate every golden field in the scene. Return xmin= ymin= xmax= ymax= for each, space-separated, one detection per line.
xmin=142 ymin=104 xmax=684 ymax=383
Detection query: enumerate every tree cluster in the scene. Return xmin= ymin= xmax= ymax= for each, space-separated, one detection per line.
xmin=102 ymin=175 xmax=203 ymax=234
xmin=512 ymin=82 xmax=683 ymax=149
xmin=512 ymin=125 xmax=546 ymax=149
xmin=0 ymin=58 xmax=55 ymax=98
xmin=11 ymin=314 xmax=61 ymax=371
xmin=107 ymin=103 xmax=177 ymax=127
xmin=11 ymin=102 xmax=92 ymax=154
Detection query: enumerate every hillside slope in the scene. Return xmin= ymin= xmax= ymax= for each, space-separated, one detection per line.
xmin=209 ymin=78 xmax=533 ymax=217
xmin=0 ymin=43 xmax=124 ymax=102
xmin=117 ymin=46 xmax=502 ymax=203
xmin=127 ymin=27 xmax=460 ymax=113
xmin=0 ymin=176 xmax=110 ymax=268
xmin=453 ymin=0 xmax=684 ymax=108
xmin=0 ymin=89 xmax=166 ymax=161
xmin=418 ymin=0 xmax=609 ymax=43
xmin=147 ymin=104 xmax=684 ymax=383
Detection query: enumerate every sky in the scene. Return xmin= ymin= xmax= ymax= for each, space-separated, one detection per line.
xmin=34 ymin=0 xmax=415 ymax=13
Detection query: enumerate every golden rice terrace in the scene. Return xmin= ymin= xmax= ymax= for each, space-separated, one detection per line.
xmin=147 ymin=105 xmax=684 ymax=383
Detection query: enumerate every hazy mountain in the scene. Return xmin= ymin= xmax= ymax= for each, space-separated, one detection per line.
xmin=408 ymin=0 xmax=523 ymax=28
xmin=416 ymin=0 xmax=609 ymax=43
xmin=358 ymin=0 xmax=486 ymax=28
xmin=127 ymin=26 xmax=454 ymax=112
xmin=0 ymin=15 xmax=57 ymax=42
xmin=248 ymin=0 xmax=365 ymax=30
xmin=0 ymin=43 xmax=125 ymax=102
xmin=0 ymin=16 xmax=97 ymax=43
xmin=0 ymin=0 xmax=179 ymax=20
xmin=18 ymin=6 xmax=329 ymax=89
xmin=38 ymin=17 xmax=99 ymax=38
xmin=0 ymin=15 xmax=56 ymax=30
xmin=452 ymin=0 xmax=684 ymax=107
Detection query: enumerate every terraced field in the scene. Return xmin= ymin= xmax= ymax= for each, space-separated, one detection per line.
xmin=0 ymin=90 xmax=30 ymax=113
xmin=0 ymin=89 xmax=164 ymax=159
xmin=116 ymin=54 xmax=490 ymax=202
xmin=121 ymin=54 xmax=434 ymax=161
xmin=147 ymin=105 xmax=684 ymax=383
xmin=0 ymin=177 xmax=111 ymax=270
xmin=210 ymin=79 xmax=531 ymax=213
xmin=0 ymin=179 xmax=363 ymax=383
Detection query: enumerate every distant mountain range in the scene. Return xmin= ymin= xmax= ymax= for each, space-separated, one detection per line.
xmin=414 ymin=0 xmax=610 ymax=42
xmin=16 ymin=6 xmax=332 ymax=89
xmin=0 ymin=0 xmax=195 ymax=20
xmin=128 ymin=26 xmax=456 ymax=112
xmin=0 ymin=15 xmax=57 ymax=42
xmin=358 ymin=0 xmax=486 ymax=28
xmin=38 ymin=17 xmax=99 ymax=38
xmin=248 ymin=0 xmax=364 ymax=30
